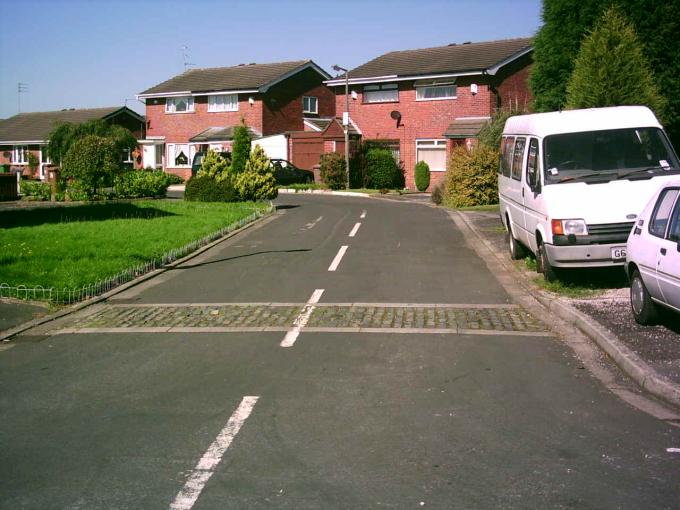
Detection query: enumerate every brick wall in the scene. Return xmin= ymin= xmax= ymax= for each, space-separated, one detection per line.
xmin=335 ymin=76 xmax=494 ymax=189
xmin=494 ymin=53 xmax=533 ymax=112
xmin=262 ymin=67 xmax=336 ymax=135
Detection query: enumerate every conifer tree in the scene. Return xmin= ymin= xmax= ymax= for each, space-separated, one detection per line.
xmin=230 ymin=121 xmax=251 ymax=175
xmin=234 ymin=144 xmax=277 ymax=200
xmin=565 ymin=6 xmax=665 ymax=116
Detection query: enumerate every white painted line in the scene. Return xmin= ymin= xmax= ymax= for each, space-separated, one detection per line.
xmin=170 ymin=396 xmax=259 ymax=510
xmin=667 ymin=448 xmax=680 ymax=453
xmin=360 ymin=210 xmax=367 ymax=219
xmin=348 ymin=222 xmax=361 ymax=237
xmin=303 ymin=216 xmax=323 ymax=230
xmin=328 ymin=245 xmax=348 ymax=272
xmin=280 ymin=289 xmax=324 ymax=347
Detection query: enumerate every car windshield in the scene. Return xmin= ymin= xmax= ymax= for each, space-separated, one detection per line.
xmin=543 ymin=127 xmax=680 ymax=184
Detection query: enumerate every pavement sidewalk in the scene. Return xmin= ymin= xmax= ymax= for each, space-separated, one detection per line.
xmin=457 ymin=208 xmax=680 ymax=408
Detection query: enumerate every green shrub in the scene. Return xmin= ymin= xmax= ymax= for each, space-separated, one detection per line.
xmin=0 ymin=164 xmax=10 ymax=173
xmin=65 ymin=180 xmax=93 ymax=202
xmin=184 ymin=175 xmax=237 ymax=202
xmin=445 ymin=145 xmax=499 ymax=207
xmin=61 ymin=135 xmax=121 ymax=197
xmin=414 ymin=161 xmax=430 ymax=191
xmin=234 ymin=145 xmax=277 ymax=201
xmin=198 ymin=150 xmax=231 ymax=182
xmin=165 ymin=173 xmax=184 ymax=185
xmin=20 ymin=180 xmax=51 ymax=201
xmin=231 ymin=122 xmax=251 ymax=175
xmin=478 ymin=111 xmax=517 ymax=149
xmin=114 ymin=170 xmax=171 ymax=198
xmin=320 ymin=152 xmax=347 ymax=190
xmin=431 ymin=183 xmax=444 ymax=205
xmin=366 ymin=148 xmax=400 ymax=189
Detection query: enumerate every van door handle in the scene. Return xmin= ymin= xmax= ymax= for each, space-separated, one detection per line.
xmin=521 ymin=188 xmax=525 ymax=197
xmin=660 ymin=247 xmax=667 ymax=255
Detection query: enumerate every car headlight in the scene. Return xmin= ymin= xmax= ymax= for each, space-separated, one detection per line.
xmin=551 ymin=219 xmax=588 ymax=236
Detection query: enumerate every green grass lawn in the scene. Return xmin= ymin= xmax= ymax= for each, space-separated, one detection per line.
xmin=0 ymin=200 xmax=269 ymax=290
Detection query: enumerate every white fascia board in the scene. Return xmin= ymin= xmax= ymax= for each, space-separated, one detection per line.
xmin=324 ymin=71 xmax=481 ymax=87
xmin=0 ymin=140 xmax=46 ymax=145
xmin=485 ymin=46 xmax=533 ymax=76
xmin=259 ymin=61 xmax=331 ymax=93
xmin=303 ymin=119 xmax=323 ymax=132
xmin=136 ymin=91 xmax=192 ymax=100
xmin=192 ymin=89 xmax=259 ymax=97
xmin=349 ymin=117 xmax=362 ymax=135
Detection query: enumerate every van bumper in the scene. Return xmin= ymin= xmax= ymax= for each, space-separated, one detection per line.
xmin=543 ymin=243 xmax=626 ymax=268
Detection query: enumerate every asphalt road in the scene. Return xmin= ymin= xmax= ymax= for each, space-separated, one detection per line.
xmin=1 ymin=194 xmax=679 ymax=509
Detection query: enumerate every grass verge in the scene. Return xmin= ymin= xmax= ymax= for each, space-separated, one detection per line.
xmin=0 ymin=200 xmax=269 ymax=290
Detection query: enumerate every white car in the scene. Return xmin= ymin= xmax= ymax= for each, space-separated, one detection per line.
xmin=625 ymin=180 xmax=680 ymax=324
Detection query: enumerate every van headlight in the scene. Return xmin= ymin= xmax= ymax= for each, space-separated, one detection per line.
xmin=551 ymin=219 xmax=588 ymax=236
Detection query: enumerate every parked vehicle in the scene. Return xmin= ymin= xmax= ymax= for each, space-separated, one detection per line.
xmin=625 ymin=180 xmax=680 ymax=324
xmin=498 ymin=106 xmax=680 ymax=281
xmin=191 ymin=151 xmax=231 ymax=177
xmin=270 ymin=159 xmax=314 ymax=185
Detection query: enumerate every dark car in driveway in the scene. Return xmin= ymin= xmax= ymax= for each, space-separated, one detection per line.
xmin=270 ymin=159 xmax=314 ymax=185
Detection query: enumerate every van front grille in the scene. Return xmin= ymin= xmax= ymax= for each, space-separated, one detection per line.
xmin=586 ymin=221 xmax=635 ymax=243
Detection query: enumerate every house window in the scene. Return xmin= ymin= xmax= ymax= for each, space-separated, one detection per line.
xmin=416 ymin=81 xmax=457 ymax=101
xmin=155 ymin=144 xmax=164 ymax=168
xmin=364 ymin=83 xmax=399 ymax=103
xmin=303 ymin=96 xmax=318 ymax=114
xmin=123 ymin=148 xmax=134 ymax=163
xmin=208 ymin=94 xmax=238 ymax=112
xmin=416 ymin=139 xmax=447 ymax=172
xmin=167 ymin=143 xmax=191 ymax=167
xmin=13 ymin=145 xmax=28 ymax=164
xmin=165 ymin=96 xmax=194 ymax=113
xmin=40 ymin=146 xmax=51 ymax=164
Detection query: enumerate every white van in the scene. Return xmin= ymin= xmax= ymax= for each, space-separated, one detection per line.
xmin=498 ymin=106 xmax=680 ymax=281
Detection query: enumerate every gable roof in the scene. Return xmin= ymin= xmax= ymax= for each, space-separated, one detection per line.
xmin=326 ymin=37 xmax=533 ymax=85
xmin=443 ymin=117 xmax=491 ymax=139
xmin=138 ymin=60 xmax=331 ymax=98
xmin=0 ymin=107 xmax=144 ymax=144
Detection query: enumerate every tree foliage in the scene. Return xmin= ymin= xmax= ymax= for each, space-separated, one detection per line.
xmin=445 ymin=145 xmax=499 ymax=208
xmin=565 ymin=7 xmax=665 ymax=116
xmin=231 ymin=121 xmax=252 ymax=175
xmin=477 ymin=110 xmax=520 ymax=149
xmin=530 ymin=0 xmax=680 ymax=145
xmin=61 ymin=135 xmax=121 ymax=196
xmin=234 ymin=144 xmax=277 ymax=201
xmin=47 ymin=119 xmax=137 ymax=166
xmin=197 ymin=149 xmax=231 ymax=182
xmin=366 ymin=148 xmax=401 ymax=189
xmin=320 ymin=152 xmax=347 ymax=190
xmin=414 ymin=161 xmax=430 ymax=191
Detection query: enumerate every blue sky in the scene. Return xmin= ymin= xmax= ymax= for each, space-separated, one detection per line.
xmin=0 ymin=0 xmax=542 ymax=119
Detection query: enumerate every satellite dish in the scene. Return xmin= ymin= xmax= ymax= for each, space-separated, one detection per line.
xmin=390 ymin=110 xmax=401 ymax=120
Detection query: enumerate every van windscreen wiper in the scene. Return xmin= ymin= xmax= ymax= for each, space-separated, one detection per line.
xmin=615 ymin=166 xmax=678 ymax=180
xmin=556 ymin=172 xmax=615 ymax=183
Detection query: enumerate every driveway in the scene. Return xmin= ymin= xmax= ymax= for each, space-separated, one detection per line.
xmin=1 ymin=194 xmax=679 ymax=509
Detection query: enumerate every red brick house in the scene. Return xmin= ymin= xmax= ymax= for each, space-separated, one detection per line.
xmin=325 ymin=37 xmax=533 ymax=190
xmin=0 ymin=107 xmax=145 ymax=180
xmin=136 ymin=60 xmax=335 ymax=179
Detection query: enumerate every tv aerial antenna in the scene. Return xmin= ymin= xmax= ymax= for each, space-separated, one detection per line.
xmin=181 ymin=45 xmax=195 ymax=71
xmin=18 ymin=82 xmax=29 ymax=113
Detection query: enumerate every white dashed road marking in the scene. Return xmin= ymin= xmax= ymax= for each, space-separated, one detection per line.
xmin=280 ymin=289 xmax=325 ymax=347
xmin=348 ymin=222 xmax=361 ymax=237
xmin=169 ymin=396 xmax=259 ymax=510
xmin=302 ymin=216 xmax=323 ymax=230
xmin=360 ymin=210 xmax=367 ymax=218
xmin=328 ymin=245 xmax=348 ymax=272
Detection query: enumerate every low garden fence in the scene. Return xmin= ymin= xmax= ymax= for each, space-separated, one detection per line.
xmin=0 ymin=203 xmax=273 ymax=305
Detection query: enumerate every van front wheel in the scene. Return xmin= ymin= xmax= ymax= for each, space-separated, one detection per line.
xmin=506 ymin=225 xmax=526 ymax=260
xmin=537 ymin=243 xmax=558 ymax=282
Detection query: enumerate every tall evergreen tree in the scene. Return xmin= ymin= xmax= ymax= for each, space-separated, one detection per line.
xmin=565 ymin=7 xmax=665 ymax=116
xmin=230 ymin=121 xmax=251 ymax=175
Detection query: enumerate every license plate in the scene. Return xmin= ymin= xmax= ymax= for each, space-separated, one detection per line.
xmin=611 ymin=247 xmax=627 ymax=260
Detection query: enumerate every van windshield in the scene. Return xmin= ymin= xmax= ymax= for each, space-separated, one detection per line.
xmin=543 ymin=127 xmax=679 ymax=184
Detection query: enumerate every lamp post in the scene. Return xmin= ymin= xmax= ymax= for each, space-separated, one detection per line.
xmin=332 ymin=64 xmax=350 ymax=190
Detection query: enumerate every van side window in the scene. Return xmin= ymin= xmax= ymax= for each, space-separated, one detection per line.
xmin=649 ymin=188 xmax=679 ymax=238
xmin=511 ymin=137 xmax=526 ymax=181
xmin=501 ymin=137 xmax=514 ymax=177
xmin=526 ymin=138 xmax=538 ymax=182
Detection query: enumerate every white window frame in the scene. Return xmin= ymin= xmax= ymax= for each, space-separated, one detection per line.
xmin=122 ymin=148 xmax=133 ymax=164
xmin=208 ymin=94 xmax=239 ymax=112
xmin=416 ymin=139 xmax=448 ymax=172
xmin=167 ymin=143 xmax=192 ymax=168
xmin=13 ymin=145 xmax=28 ymax=164
xmin=363 ymin=83 xmax=399 ymax=103
xmin=415 ymin=80 xmax=457 ymax=101
xmin=302 ymin=96 xmax=318 ymax=114
xmin=165 ymin=96 xmax=194 ymax=114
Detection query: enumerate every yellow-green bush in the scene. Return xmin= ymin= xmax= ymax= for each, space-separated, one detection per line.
xmin=444 ymin=144 xmax=499 ymax=207
xmin=234 ymin=145 xmax=277 ymax=200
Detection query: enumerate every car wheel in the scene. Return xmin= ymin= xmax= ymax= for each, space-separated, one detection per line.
xmin=506 ymin=222 xmax=525 ymax=260
xmin=630 ymin=269 xmax=657 ymax=325
xmin=537 ymin=243 xmax=558 ymax=282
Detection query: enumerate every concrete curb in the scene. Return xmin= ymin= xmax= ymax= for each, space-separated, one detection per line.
xmin=278 ymin=188 xmax=371 ymax=198
xmin=0 ymin=208 xmax=276 ymax=343
xmin=451 ymin=209 xmax=680 ymax=409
